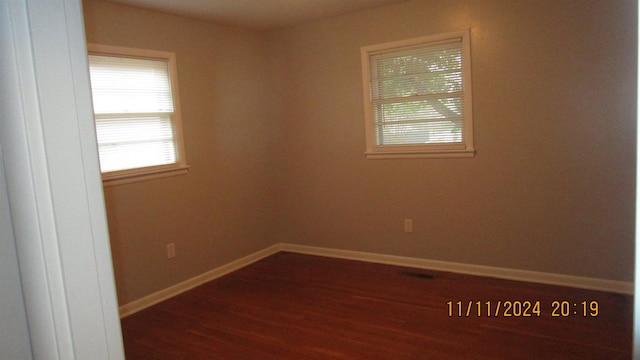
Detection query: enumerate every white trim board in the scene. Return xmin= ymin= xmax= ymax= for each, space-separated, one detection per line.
xmin=118 ymin=246 xmax=280 ymax=318
xmin=280 ymin=244 xmax=633 ymax=295
xmin=119 ymin=243 xmax=633 ymax=317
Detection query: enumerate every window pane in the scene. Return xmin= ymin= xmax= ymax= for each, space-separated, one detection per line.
xmin=375 ymin=97 xmax=463 ymax=122
xmin=361 ymin=31 xmax=473 ymax=157
xmin=365 ymin=35 xmax=469 ymax=149
xmin=88 ymin=55 xmax=174 ymax=114
xmin=95 ymin=115 xmax=176 ymax=172
xmin=377 ymin=120 xmax=463 ymax=145
xmin=371 ymin=41 xmax=462 ymax=99
xmin=374 ymin=97 xmax=463 ymax=145
xmin=87 ymin=48 xmax=186 ymax=176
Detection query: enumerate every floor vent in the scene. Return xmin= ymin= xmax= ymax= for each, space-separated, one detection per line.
xmin=399 ymin=271 xmax=435 ymax=280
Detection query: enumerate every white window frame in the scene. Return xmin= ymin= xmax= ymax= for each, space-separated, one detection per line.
xmin=87 ymin=44 xmax=189 ymax=186
xmin=360 ymin=30 xmax=475 ymax=159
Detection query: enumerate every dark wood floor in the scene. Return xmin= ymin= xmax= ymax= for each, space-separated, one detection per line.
xmin=120 ymin=252 xmax=632 ymax=359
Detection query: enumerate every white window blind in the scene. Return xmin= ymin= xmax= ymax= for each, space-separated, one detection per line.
xmin=361 ymin=31 xmax=474 ymax=158
xmin=88 ymin=53 xmax=180 ymax=173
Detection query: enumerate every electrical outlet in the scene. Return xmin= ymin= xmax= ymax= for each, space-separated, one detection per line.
xmin=166 ymin=243 xmax=176 ymax=259
xmin=404 ymin=219 xmax=413 ymax=233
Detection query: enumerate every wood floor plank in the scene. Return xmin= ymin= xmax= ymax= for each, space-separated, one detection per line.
xmin=120 ymin=252 xmax=632 ymax=359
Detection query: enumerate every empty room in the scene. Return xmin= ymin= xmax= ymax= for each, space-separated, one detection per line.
xmin=80 ymin=0 xmax=635 ymax=358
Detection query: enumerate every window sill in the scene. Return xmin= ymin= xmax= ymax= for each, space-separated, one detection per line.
xmin=102 ymin=164 xmax=190 ymax=187
xmin=365 ymin=149 xmax=476 ymax=159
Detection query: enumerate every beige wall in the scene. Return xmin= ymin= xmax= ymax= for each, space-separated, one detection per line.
xmin=83 ymin=0 xmax=636 ymax=305
xmin=83 ymin=0 xmax=282 ymax=304
xmin=272 ymin=0 xmax=636 ymax=282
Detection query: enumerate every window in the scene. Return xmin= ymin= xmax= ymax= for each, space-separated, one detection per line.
xmin=360 ymin=30 xmax=474 ymax=159
xmin=87 ymin=44 xmax=188 ymax=186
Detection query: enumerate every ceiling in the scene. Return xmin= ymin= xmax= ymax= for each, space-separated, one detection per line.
xmin=104 ymin=0 xmax=410 ymax=31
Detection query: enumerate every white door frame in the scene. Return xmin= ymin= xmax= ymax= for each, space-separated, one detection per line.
xmin=0 ymin=0 xmax=124 ymax=358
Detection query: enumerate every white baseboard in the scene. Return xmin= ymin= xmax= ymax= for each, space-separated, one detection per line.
xmin=279 ymin=244 xmax=634 ymax=295
xmin=119 ymin=243 xmax=633 ymax=317
xmin=118 ymin=245 xmax=281 ymax=318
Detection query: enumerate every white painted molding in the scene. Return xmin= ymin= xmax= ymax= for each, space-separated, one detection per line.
xmin=279 ymin=244 xmax=634 ymax=295
xmin=119 ymin=245 xmax=282 ymax=317
xmin=120 ymin=243 xmax=632 ymax=317
xmin=2 ymin=0 xmax=125 ymax=358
